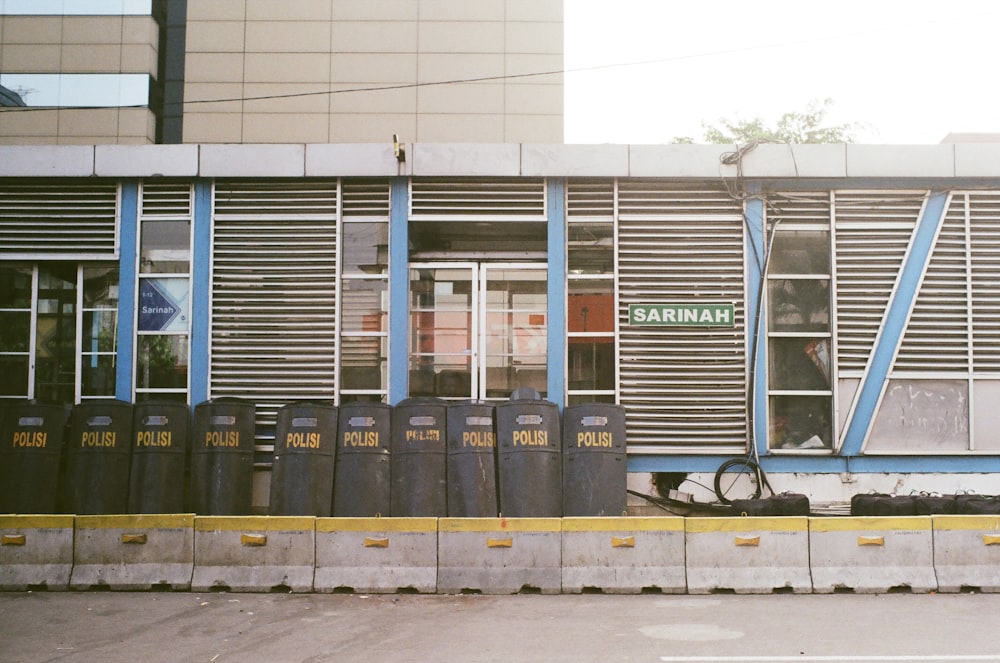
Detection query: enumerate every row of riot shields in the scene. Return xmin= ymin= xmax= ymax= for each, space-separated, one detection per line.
xmin=0 ymin=397 xmax=626 ymax=518
xmin=0 ymin=399 xmax=190 ymax=515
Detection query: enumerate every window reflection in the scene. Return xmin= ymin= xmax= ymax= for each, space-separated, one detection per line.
xmin=140 ymin=219 xmax=191 ymax=274
xmin=342 ymin=222 xmax=388 ymax=274
xmin=0 ymin=74 xmax=150 ymax=107
xmin=0 ymin=0 xmax=152 ymax=15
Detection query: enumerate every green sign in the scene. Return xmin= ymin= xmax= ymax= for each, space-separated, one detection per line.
xmin=629 ymin=303 xmax=735 ymax=327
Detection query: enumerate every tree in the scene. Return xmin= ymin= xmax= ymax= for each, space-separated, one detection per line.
xmin=674 ymin=98 xmax=860 ymax=144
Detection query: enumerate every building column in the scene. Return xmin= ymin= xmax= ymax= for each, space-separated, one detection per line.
xmin=189 ymin=179 xmax=212 ymax=405
xmin=115 ymin=180 xmax=138 ymax=402
xmin=388 ymin=177 xmax=410 ymax=405
xmin=547 ymin=178 xmax=566 ymax=410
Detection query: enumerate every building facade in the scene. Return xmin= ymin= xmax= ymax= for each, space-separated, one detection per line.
xmin=0 ymin=0 xmax=564 ymax=145
xmin=3 ymin=142 xmax=1000 ymax=505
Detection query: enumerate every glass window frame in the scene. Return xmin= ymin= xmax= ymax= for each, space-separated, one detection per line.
xmin=338 ymin=216 xmax=389 ymax=403
xmin=565 ymin=211 xmax=618 ymax=404
xmin=765 ymin=220 xmax=835 ymax=453
xmin=133 ymin=182 xmax=193 ymax=403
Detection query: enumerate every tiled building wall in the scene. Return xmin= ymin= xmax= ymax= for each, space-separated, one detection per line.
xmin=0 ymin=14 xmax=160 ymax=144
xmin=183 ymin=0 xmax=563 ymax=144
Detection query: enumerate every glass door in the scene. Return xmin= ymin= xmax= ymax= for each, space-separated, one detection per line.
xmin=409 ymin=262 xmax=547 ymax=401
xmin=480 ymin=264 xmax=547 ymax=400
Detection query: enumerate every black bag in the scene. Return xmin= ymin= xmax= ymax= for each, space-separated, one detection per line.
xmin=955 ymin=494 xmax=1000 ymax=514
xmin=850 ymin=493 xmax=917 ymax=516
xmin=731 ymin=492 xmax=810 ymax=516
xmin=914 ymin=494 xmax=956 ymax=515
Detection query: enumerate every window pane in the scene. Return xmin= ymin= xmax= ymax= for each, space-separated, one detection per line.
xmin=135 ymin=392 xmax=187 ymax=404
xmin=768 ymin=337 xmax=830 ymax=390
xmin=83 ymin=310 xmax=118 ymax=353
xmin=83 ymin=266 xmax=119 ymax=308
xmin=341 ymin=279 xmax=387 ymax=333
xmin=568 ymin=340 xmax=615 ymax=391
xmin=0 ymin=356 xmax=29 ymax=396
xmin=568 ymin=222 xmax=614 ymax=274
xmin=340 ymin=335 xmax=387 ymax=390
xmin=769 ymin=229 xmax=830 ymax=274
xmin=0 ymin=266 xmax=31 ymax=308
xmin=0 ymin=311 xmax=30 ymax=352
xmin=342 ymin=222 xmax=388 ymax=274
xmin=140 ymin=219 xmax=191 ymax=274
xmin=0 ymin=73 xmax=150 ymax=107
xmin=567 ymin=394 xmax=616 ymax=406
xmin=767 ymin=278 xmax=830 ymax=332
xmin=769 ymin=395 xmax=832 ymax=450
xmin=1 ymin=0 xmax=153 ymax=15
xmin=568 ymin=280 xmax=614 ymax=334
xmin=81 ymin=354 xmax=116 ymax=397
xmin=136 ymin=335 xmax=188 ymax=389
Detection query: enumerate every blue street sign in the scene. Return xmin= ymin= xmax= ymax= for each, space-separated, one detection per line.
xmin=139 ymin=279 xmax=182 ymax=331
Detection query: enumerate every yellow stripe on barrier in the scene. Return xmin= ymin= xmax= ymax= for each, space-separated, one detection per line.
xmin=686 ymin=517 xmax=807 ymax=533
xmin=611 ymin=536 xmax=635 ymax=548
xmin=440 ymin=518 xmax=561 ymax=533
xmin=364 ymin=537 xmax=389 ymax=548
xmin=196 ymin=516 xmax=314 ymax=532
xmin=810 ymin=516 xmax=931 ymax=532
xmin=734 ymin=536 xmax=760 ymax=547
xmin=561 ymin=517 xmax=684 ymax=533
xmin=76 ymin=514 xmax=194 ymax=530
xmin=858 ymin=536 xmax=885 ymax=546
xmin=1 ymin=534 xmax=26 ymax=546
xmin=486 ymin=537 xmax=513 ymax=548
xmin=120 ymin=533 xmax=148 ymax=545
xmin=240 ymin=533 xmax=268 ymax=546
xmin=0 ymin=515 xmax=74 ymax=529
xmin=315 ymin=517 xmax=437 ymax=533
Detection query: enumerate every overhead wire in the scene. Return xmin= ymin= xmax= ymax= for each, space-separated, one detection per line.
xmin=2 ymin=10 xmax=996 ymax=113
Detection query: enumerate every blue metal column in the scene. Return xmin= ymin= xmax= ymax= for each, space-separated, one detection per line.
xmin=388 ymin=176 xmax=410 ymax=405
xmin=743 ymin=193 xmax=768 ymax=456
xmin=840 ymin=191 xmax=950 ymax=455
xmin=547 ymin=178 xmax=566 ymax=410
xmin=115 ymin=180 xmax=138 ymax=401
xmin=189 ymin=180 xmax=212 ymax=406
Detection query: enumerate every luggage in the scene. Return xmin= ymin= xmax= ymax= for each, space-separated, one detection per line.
xmin=850 ymin=493 xmax=917 ymax=516
xmin=954 ymin=494 xmax=1000 ymax=515
xmin=914 ymin=493 xmax=956 ymax=515
xmin=731 ymin=492 xmax=810 ymax=516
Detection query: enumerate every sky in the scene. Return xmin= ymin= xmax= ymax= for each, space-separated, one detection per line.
xmin=563 ymin=0 xmax=1000 ymax=144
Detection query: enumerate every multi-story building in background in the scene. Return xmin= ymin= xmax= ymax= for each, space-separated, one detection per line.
xmin=0 ymin=0 xmax=564 ymax=144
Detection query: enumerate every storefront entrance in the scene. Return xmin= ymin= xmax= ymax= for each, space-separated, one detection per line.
xmin=408 ymin=262 xmax=547 ymax=401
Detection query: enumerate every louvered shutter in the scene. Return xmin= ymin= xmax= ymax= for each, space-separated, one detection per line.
xmin=969 ymin=192 xmax=1000 ymax=371
xmin=410 ymin=178 xmax=546 ymax=219
xmin=896 ymin=193 xmax=968 ymax=370
xmin=0 ymin=180 xmax=118 ymax=258
xmin=211 ymin=180 xmax=338 ymax=448
xmin=617 ymin=181 xmax=747 ymax=450
xmin=834 ymin=191 xmax=926 ymax=372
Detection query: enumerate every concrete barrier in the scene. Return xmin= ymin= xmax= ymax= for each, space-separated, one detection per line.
xmin=933 ymin=514 xmax=1000 ymax=593
xmin=561 ymin=517 xmax=685 ymax=594
xmin=685 ymin=517 xmax=811 ymax=594
xmin=438 ymin=518 xmax=561 ymax=594
xmin=314 ymin=517 xmax=437 ymax=593
xmin=0 ymin=515 xmax=74 ymax=591
xmin=192 ymin=516 xmax=315 ymax=592
xmin=810 ymin=516 xmax=936 ymax=593
xmin=71 ymin=514 xmax=194 ymax=590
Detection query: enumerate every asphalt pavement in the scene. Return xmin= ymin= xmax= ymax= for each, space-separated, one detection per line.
xmin=1 ymin=591 xmax=998 ymax=662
